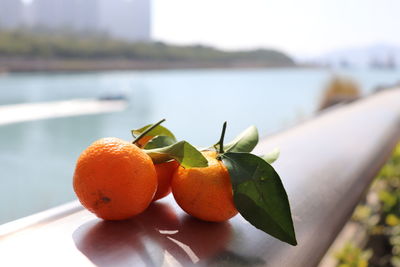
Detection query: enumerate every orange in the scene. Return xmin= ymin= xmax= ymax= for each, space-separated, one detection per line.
xmin=132 ymin=134 xmax=179 ymax=202
xmin=73 ymin=137 xmax=157 ymax=220
xmin=171 ymin=151 xmax=238 ymax=222
xmin=153 ymin=160 xmax=179 ymax=201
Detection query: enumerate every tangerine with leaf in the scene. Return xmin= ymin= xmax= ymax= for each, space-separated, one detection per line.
xmin=73 ymin=137 xmax=157 ymax=220
xmin=131 ymin=122 xmax=180 ymax=201
xmin=172 ymin=122 xmax=298 ymax=246
xmin=72 ymin=120 xmax=169 ymax=220
xmin=172 ymin=150 xmax=238 ymax=222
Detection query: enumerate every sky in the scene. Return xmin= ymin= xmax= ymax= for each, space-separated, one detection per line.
xmin=153 ymin=0 xmax=400 ymax=57
xmin=21 ymin=0 xmax=400 ymax=58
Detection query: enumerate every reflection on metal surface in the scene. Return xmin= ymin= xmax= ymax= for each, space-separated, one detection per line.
xmin=161 ymin=250 xmax=183 ymax=267
xmin=159 ymin=230 xmax=179 ymax=235
xmin=1 ymin=89 xmax=400 ymax=266
xmin=70 ymin=202 xmax=236 ymax=266
xmin=166 ymin=236 xmax=200 ymax=264
xmin=0 ymin=201 xmax=82 ymax=238
xmin=72 ymin=202 xmax=181 ymax=267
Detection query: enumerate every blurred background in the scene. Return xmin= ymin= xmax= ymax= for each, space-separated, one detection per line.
xmin=0 ymin=1 xmax=399 ymax=263
xmin=1 ymin=0 xmax=399 ymax=220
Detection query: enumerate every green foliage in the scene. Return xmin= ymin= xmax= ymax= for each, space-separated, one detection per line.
xmin=212 ymin=122 xmax=295 ymax=245
xmin=222 ymin=152 xmax=297 ymax=245
xmin=261 ymin=148 xmax=280 ymax=164
xmin=145 ymin=141 xmax=208 ymax=168
xmin=132 ymin=123 xmax=176 ymax=140
xmin=132 ymin=120 xmax=207 ymax=168
xmin=143 ymin=136 xmax=176 ymax=149
xmin=338 ymin=143 xmax=400 ymax=266
xmin=0 ymin=30 xmax=295 ymax=65
xmin=134 ymin=120 xmax=294 ymax=245
xmin=223 ymin=125 xmax=259 ymax=153
xmin=335 ymin=242 xmax=372 ymax=267
xmin=131 ymin=120 xmax=177 ymax=149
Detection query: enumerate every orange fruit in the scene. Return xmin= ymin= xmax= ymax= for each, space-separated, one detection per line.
xmin=171 ymin=151 xmax=238 ymax=222
xmin=132 ymin=134 xmax=179 ymax=202
xmin=153 ymin=160 xmax=180 ymax=201
xmin=73 ymin=137 xmax=157 ymax=220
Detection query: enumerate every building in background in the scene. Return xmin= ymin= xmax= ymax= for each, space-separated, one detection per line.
xmin=0 ymin=0 xmax=23 ymax=29
xmin=0 ymin=0 xmax=151 ymax=42
xmin=32 ymin=0 xmax=99 ymax=32
xmin=98 ymin=0 xmax=151 ymax=41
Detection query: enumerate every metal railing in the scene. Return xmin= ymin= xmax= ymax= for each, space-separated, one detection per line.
xmin=1 ymin=88 xmax=400 ymax=267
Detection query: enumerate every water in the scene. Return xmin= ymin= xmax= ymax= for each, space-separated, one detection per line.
xmin=1 ymin=67 xmax=399 ymax=224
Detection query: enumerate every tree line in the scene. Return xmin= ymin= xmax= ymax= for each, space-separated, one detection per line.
xmin=0 ymin=30 xmax=294 ymax=65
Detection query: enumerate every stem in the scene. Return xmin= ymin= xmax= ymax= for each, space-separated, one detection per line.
xmin=132 ymin=118 xmax=166 ymax=144
xmin=218 ymin=121 xmax=227 ymax=154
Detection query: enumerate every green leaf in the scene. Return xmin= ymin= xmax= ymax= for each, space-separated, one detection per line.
xmin=261 ymin=148 xmax=280 ymax=164
xmin=131 ymin=124 xmax=176 ymax=140
xmin=224 ymin=126 xmax=259 ymax=153
xmin=145 ymin=141 xmax=208 ymax=168
xmin=221 ymin=152 xmax=297 ymax=246
xmin=144 ymin=135 xmax=176 ymax=149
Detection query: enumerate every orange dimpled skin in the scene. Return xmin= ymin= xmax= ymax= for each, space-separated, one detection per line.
xmin=73 ymin=137 xmax=157 ymax=220
xmin=153 ymin=160 xmax=179 ymax=201
xmin=172 ymin=151 xmax=238 ymax=222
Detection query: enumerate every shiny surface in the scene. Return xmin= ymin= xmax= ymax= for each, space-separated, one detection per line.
xmin=3 ymin=67 xmax=400 ymax=224
xmin=1 ymin=89 xmax=400 ymax=267
xmin=0 ymin=99 xmax=126 ymax=126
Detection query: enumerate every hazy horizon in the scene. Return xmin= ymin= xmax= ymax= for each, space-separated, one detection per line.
xmin=7 ymin=0 xmax=400 ymax=59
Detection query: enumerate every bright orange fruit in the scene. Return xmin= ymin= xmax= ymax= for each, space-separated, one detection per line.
xmin=153 ymin=160 xmax=179 ymax=201
xmin=171 ymin=151 xmax=238 ymax=222
xmin=132 ymin=134 xmax=179 ymax=202
xmin=73 ymin=137 xmax=157 ymax=220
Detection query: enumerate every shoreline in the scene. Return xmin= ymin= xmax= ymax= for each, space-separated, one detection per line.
xmin=0 ymin=57 xmax=299 ymax=74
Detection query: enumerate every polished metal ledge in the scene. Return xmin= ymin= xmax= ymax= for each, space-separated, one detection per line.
xmin=1 ymin=88 xmax=400 ymax=267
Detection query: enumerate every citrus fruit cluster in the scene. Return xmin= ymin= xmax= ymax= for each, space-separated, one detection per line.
xmin=73 ymin=119 xmax=297 ymax=245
